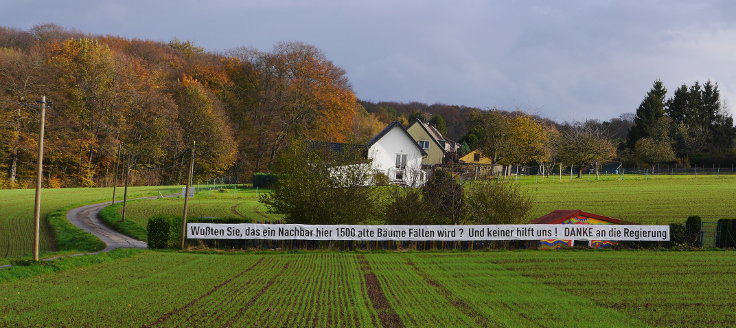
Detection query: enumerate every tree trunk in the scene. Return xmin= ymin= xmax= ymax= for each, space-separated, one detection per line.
xmin=9 ymin=149 xmax=17 ymax=184
xmin=577 ymin=167 xmax=583 ymax=179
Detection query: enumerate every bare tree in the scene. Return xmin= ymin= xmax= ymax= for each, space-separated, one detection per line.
xmin=555 ymin=122 xmax=616 ymax=178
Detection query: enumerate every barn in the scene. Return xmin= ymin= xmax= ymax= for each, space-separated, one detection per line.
xmin=530 ymin=210 xmax=635 ymax=249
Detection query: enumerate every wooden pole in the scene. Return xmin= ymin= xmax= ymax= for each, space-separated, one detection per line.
xmin=121 ymin=155 xmax=131 ymax=222
xmin=180 ymin=141 xmax=196 ymax=249
xmin=32 ymin=96 xmax=46 ymax=262
xmin=112 ymin=143 xmax=122 ymax=204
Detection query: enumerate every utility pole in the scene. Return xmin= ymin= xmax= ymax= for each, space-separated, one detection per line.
xmin=32 ymin=96 xmax=46 ymax=262
xmin=121 ymin=153 xmax=131 ymax=222
xmin=112 ymin=143 xmax=122 ymax=204
xmin=180 ymin=141 xmax=196 ymax=249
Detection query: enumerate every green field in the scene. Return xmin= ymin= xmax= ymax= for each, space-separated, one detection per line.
xmin=0 ymin=186 xmax=179 ymax=258
xmin=1 ymin=250 xmax=734 ymax=327
xmin=116 ymin=188 xmax=283 ymax=230
xmin=1 ymin=175 xmax=734 ymax=259
xmin=519 ymin=174 xmax=736 ymax=224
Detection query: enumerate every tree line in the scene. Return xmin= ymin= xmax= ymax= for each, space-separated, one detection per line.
xmin=0 ymin=24 xmax=381 ymax=188
xmin=1 ymin=25 xmax=734 ymax=189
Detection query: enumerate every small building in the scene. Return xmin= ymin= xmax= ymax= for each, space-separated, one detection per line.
xmin=458 ymin=150 xmax=492 ymax=164
xmin=530 ymin=210 xmax=634 ymax=249
xmin=367 ymin=122 xmax=428 ymax=186
xmin=406 ymin=120 xmax=459 ymax=166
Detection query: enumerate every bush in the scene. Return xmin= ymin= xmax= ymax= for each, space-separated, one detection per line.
xmin=685 ymin=216 xmax=701 ymax=247
xmin=260 ymin=141 xmax=380 ymax=225
xmin=422 ymin=169 xmax=464 ymax=224
xmin=463 ymin=180 xmax=532 ymax=224
xmin=146 ymin=215 xmax=252 ymax=249
xmin=253 ymin=173 xmax=277 ymax=188
xmin=716 ymin=219 xmax=736 ymax=249
xmin=147 ymin=215 xmax=174 ymax=249
xmin=667 ymin=223 xmax=686 ymax=248
xmin=373 ymin=172 xmax=390 ymax=186
xmin=384 ymin=188 xmax=436 ymax=224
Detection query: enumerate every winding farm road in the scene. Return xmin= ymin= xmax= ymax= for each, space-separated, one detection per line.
xmin=67 ymin=194 xmax=181 ymax=251
xmin=0 ymin=194 xmax=178 ymax=270
xmin=67 ymin=201 xmax=148 ymax=251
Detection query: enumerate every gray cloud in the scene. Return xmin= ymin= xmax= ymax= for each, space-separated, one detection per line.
xmin=1 ymin=0 xmax=735 ymax=121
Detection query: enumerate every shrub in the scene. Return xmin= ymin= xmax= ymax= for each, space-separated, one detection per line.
xmin=422 ymin=169 xmax=464 ymax=224
xmin=667 ymin=223 xmax=686 ymax=248
xmin=260 ymin=141 xmax=380 ymax=225
xmin=373 ymin=172 xmax=390 ymax=186
xmin=463 ymin=180 xmax=532 ymax=225
xmin=384 ymin=187 xmax=435 ymax=224
xmin=685 ymin=216 xmax=701 ymax=247
xmin=147 ymin=215 xmax=252 ymax=249
xmin=716 ymin=219 xmax=736 ymax=249
xmin=253 ymin=173 xmax=277 ymax=188
xmin=147 ymin=215 xmax=173 ymax=249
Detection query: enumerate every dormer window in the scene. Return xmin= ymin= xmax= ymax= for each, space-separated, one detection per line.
xmin=418 ymin=141 xmax=430 ymax=150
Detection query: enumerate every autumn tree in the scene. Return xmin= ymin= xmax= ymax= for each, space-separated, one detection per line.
xmin=634 ymin=137 xmax=676 ymax=169
xmin=556 ymin=122 xmax=616 ymax=178
xmin=0 ymin=47 xmax=45 ymax=186
xmin=173 ymin=75 xmax=236 ymax=180
xmin=48 ymin=38 xmax=123 ymax=186
xmin=227 ymin=42 xmax=358 ymax=174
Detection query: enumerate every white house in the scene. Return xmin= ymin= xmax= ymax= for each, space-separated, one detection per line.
xmin=366 ymin=122 xmax=427 ymax=186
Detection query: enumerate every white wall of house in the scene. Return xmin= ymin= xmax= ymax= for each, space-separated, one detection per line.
xmin=368 ymin=125 xmax=425 ymax=186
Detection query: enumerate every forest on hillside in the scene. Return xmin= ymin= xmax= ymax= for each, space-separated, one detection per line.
xmin=1 ymin=25 xmax=735 ymax=188
xmin=0 ymin=24 xmax=388 ymax=188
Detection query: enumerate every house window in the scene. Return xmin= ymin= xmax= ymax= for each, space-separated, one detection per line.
xmin=474 ymin=153 xmax=481 ymax=162
xmin=395 ymin=153 xmax=407 ymax=169
xmin=417 ymin=141 xmax=430 ymax=150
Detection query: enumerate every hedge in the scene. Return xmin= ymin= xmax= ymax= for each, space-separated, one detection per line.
xmin=146 ymin=215 xmax=252 ymax=249
xmin=685 ymin=216 xmax=701 ymax=247
xmin=253 ymin=173 xmax=277 ymax=188
xmin=716 ymin=219 xmax=736 ymax=249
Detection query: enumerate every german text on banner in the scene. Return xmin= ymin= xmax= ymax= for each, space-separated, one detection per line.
xmin=187 ymin=224 xmax=670 ymax=241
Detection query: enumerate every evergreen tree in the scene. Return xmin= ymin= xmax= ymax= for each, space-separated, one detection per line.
xmin=429 ymin=114 xmax=448 ymax=136
xmin=628 ymin=80 xmax=667 ymax=148
xmin=665 ymin=84 xmax=689 ymax=123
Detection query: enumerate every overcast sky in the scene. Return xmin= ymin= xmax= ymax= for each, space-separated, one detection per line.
xmin=2 ymin=0 xmax=736 ymax=121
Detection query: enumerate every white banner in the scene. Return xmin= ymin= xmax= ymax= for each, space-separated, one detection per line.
xmin=187 ymin=223 xmax=669 ymax=241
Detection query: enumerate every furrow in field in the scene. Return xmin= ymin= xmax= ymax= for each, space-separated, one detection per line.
xmin=365 ymin=254 xmax=477 ymax=327
xmin=220 ymin=262 xmax=289 ymax=328
xmin=144 ymin=257 xmax=265 ymax=327
xmin=492 ymin=251 xmax=736 ymax=327
xmin=357 ymin=254 xmax=404 ymax=328
xmin=404 ymin=257 xmax=491 ymax=327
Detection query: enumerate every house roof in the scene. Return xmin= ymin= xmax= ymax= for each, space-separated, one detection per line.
xmin=408 ymin=120 xmax=446 ymax=153
xmin=529 ymin=210 xmax=635 ymax=225
xmin=367 ymin=121 xmax=428 ymax=156
xmin=307 ymin=141 xmax=369 ymax=164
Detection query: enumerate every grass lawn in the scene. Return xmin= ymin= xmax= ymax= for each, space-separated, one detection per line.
xmin=517 ymin=174 xmax=736 ymax=224
xmin=1 ymin=250 xmax=734 ymax=327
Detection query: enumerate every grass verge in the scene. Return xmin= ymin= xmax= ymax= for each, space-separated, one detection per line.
xmin=0 ymin=248 xmax=143 ymax=283
xmin=47 ymin=204 xmax=106 ymax=252
xmin=99 ymin=203 xmax=148 ymax=242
